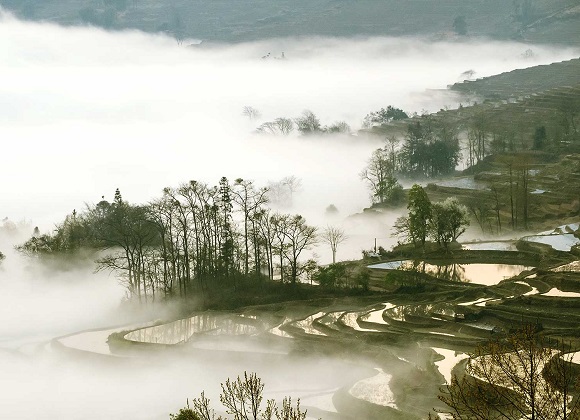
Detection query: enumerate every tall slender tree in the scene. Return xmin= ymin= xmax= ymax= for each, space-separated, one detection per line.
xmin=321 ymin=226 xmax=347 ymax=264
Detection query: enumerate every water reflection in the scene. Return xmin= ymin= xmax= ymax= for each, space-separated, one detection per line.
xmin=124 ymin=314 xmax=259 ymax=345
xmin=268 ymin=318 xmax=293 ymax=338
xmin=360 ymin=303 xmax=394 ymax=325
xmin=431 ymin=347 xmax=468 ymax=384
xmin=205 ymin=317 xmax=259 ymax=336
xmin=462 ymin=241 xmax=517 ymax=251
xmin=317 ymin=312 xmax=343 ymax=331
xmin=341 ymin=312 xmax=382 ymax=332
xmin=369 ymin=261 xmax=531 ymax=285
xmin=522 ymin=233 xmax=580 ymax=252
xmin=386 ymin=303 xmax=456 ymax=322
xmin=292 ymin=312 xmax=327 ymax=336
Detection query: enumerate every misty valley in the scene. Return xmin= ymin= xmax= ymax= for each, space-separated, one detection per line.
xmin=1 ymin=2 xmax=580 ymax=419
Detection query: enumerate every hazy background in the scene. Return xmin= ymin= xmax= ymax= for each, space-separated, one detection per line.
xmin=1 ymin=11 xmax=578 ymax=234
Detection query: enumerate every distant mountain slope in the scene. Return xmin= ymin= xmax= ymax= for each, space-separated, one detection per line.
xmin=1 ymin=0 xmax=578 ymax=45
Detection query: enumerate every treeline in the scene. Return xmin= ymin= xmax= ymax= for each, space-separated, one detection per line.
xmin=254 ymin=109 xmax=351 ymax=137
xmin=361 ymin=115 xmax=461 ymax=205
xmin=252 ymin=105 xmax=410 ymax=138
xmin=18 ymin=178 xmax=319 ymax=302
xmin=394 ymin=185 xmax=469 ymax=250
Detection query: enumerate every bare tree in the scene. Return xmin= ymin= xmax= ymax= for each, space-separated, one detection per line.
xmin=294 ymin=110 xmax=321 ymax=135
xmin=232 ymin=179 xmax=269 ymax=276
xmin=257 ymin=121 xmax=279 ymax=135
xmin=321 ymin=226 xmax=347 ymax=264
xmin=171 ymin=372 xmax=307 ymax=420
xmin=281 ymin=176 xmax=302 ymax=201
xmin=460 ymin=69 xmax=476 ymax=80
xmin=267 ymin=176 xmax=302 ymax=207
xmin=360 ymin=148 xmax=403 ymax=205
xmin=242 ymin=106 xmax=261 ymax=120
xmin=439 ymin=325 xmax=580 ymax=420
xmin=275 ymin=118 xmax=294 ymax=135
xmin=280 ymin=215 xmax=318 ymax=285
xmin=256 ymin=118 xmax=294 ymax=136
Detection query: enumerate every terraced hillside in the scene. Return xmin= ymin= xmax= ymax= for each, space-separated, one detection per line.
xmin=2 ymin=0 xmax=579 ymax=45
xmin=451 ymin=57 xmax=580 ymax=100
xmin=422 ymin=153 xmax=580 ymax=231
xmin=369 ymin=83 xmax=580 ymax=156
xmin=73 ymin=252 xmax=579 ymax=419
xmin=408 ymin=57 xmax=580 ymax=152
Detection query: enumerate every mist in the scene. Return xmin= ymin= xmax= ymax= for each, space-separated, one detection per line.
xmin=1 ymin=11 xmax=578 ymax=238
xmin=0 ymin=10 xmax=579 ymax=419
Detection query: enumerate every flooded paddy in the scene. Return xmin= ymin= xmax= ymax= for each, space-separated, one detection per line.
xmin=1 ymin=10 xmax=580 ymax=419
xmin=8 ymin=258 xmax=580 ymax=420
xmin=293 ymin=312 xmax=328 ymax=337
xmin=368 ymin=261 xmax=532 ymax=285
xmin=360 ymin=303 xmax=395 ymax=325
xmin=569 ymin=352 xmax=580 ymax=365
xmin=462 ymin=241 xmax=518 ymax=251
xmin=349 ymin=368 xmax=397 ymax=408
xmin=523 ymin=233 xmax=580 ymax=252
xmin=523 ymin=222 xmax=580 ymax=251
xmin=2 ymin=220 xmax=578 ymax=420
xmin=431 ymin=348 xmax=468 ymax=384
xmin=58 ymin=323 xmax=152 ymax=356
xmin=268 ymin=318 xmax=294 ymax=338
xmin=543 ymin=288 xmax=580 ymax=298
xmin=341 ymin=312 xmax=383 ymax=332
xmin=125 ymin=314 xmax=224 ymax=344
xmin=430 ymin=177 xmax=488 ymax=190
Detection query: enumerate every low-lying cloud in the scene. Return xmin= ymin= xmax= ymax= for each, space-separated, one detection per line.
xmin=1 ymin=11 xmax=578 ymax=238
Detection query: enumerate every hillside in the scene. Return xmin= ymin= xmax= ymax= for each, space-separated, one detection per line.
xmin=367 ymin=57 xmax=580 ymax=149
xmin=1 ymin=0 xmax=579 ymax=45
xmin=451 ymin=57 xmax=580 ymax=100
xmin=362 ymin=56 xmax=580 ymax=231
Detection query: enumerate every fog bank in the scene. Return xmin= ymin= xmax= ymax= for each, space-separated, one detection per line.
xmin=1 ymin=11 xmax=578 ymax=240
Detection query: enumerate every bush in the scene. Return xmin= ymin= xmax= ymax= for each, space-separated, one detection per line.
xmin=355 ymin=268 xmax=370 ymax=291
xmin=362 ymin=106 xmax=408 ymax=128
xmin=169 ymin=402 xmax=200 ymax=420
xmin=314 ymin=263 xmax=347 ymax=288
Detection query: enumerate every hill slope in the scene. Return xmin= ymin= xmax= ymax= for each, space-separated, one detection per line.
xmin=1 ymin=0 xmax=579 ymax=45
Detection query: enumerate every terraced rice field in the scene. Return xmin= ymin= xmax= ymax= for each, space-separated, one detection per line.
xmin=48 ymin=240 xmax=580 ymax=419
xmin=451 ymin=58 xmax=580 ymax=100
xmin=52 ymin=258 xmax=573 ymax=419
